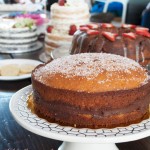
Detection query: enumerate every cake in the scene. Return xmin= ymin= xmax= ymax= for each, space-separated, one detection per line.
xmin=45 ymin=0 xmax=90 ymax=55
xmin=70 ymin=23 xmax=150 ymax=66
xmin=0 ymin=18 xmax=38 ymax=50
xmin=31 ymin=53 xmax=150 ymax=129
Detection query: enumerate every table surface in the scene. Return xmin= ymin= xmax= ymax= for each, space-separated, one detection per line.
xmin=0 ymin=47 xmax=150 ymax=150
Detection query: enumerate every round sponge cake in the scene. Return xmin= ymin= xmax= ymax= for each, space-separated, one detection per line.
xmin=31 ymin=53 xmax=150 ymax=128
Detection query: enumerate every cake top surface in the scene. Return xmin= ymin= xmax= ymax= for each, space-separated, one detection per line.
xmin=36 ymin=53 xmax=146 ymax=78
xmin=33 ymin=53 xmax=149 ymax=92
xmin=0 ymin=18 xmax=36 ymax=30
xmin=72 ymin=23 xmax=150 ymax=41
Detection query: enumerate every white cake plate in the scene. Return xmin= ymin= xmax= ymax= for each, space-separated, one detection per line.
xmin=9 ymin=85 xmax=150 ymax=150
xmin=0 ymin=41 xmax=43 ymax=54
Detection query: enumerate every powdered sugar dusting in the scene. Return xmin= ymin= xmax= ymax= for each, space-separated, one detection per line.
xmin=34 ymin=53 xmax=148 ymax=82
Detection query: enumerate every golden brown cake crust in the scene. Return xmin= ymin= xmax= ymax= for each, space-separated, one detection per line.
xmin=32 ymin=53 xmax=148 ymax=92
xmin=32 ymin=78 xmax=150 ymax=128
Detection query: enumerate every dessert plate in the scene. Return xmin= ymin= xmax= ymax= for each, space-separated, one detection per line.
xmin=0 ymin=59 xmax=42 ymax=81
xmin=9 ymin=85 xmax=150 ymax=143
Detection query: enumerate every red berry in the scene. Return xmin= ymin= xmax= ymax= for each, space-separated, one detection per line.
xmin=87 ymin=23 xmax=99 ymax=29
xmin=58 ymin=0 xmax=66 ymax=6
xmin=87 ymin=30 xmax=99 ymax=35
xmin=79 ymin=26 xmax=89 ymax=32
xmin=136 ymin=27 xmax=149 ymax=32
xmin=122 ymin=32 xmax=136 ymax=39
xmin=101 ymin=23 xmax=114 ymax=28
xmin=47 ymin=25 xmax=53 ymax=33
xmin=102 ymin=31 xmax=118 ymax=42
xmin=69 ymin=25 xmax=77 ymax=35
xmin=122 ymin=24 xmax=136 ymax=29
xmin=136 ymin=30 xmax=150 ymax=38
xmin=135 ymin=27 xmax=150 ymax=37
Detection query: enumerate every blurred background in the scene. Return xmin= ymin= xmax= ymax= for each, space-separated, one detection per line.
xmin=46 ymin=0 xmax=150 ymax=28
xmin=0 ymin=0 xmax=150 ymax=28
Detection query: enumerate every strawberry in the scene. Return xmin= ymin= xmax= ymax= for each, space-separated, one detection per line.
xmin=101 ymin=23 xmax=114 ymax=28
xmin=80 ymin=25 xmax=88 ymax=28
xmin=86 ymin=23 xmax=99 ymax=29
xmin=58 ymin=0 xmax=66 ymax=6
xmin=122 ymin=32 xmax=136 ymax=39
xmin=135 ymin=27 xmax=149 ymax=32
xmin=135 ymin=27 xmax=150 ymax=37
xmin=102 ymin=31 xmax=118 ymax=42
xmin=87 ymin=30 xmax=99 ymax=35
xmin=47 ymin=25 xmax=53 ymax=33
xmin=136 ymin=30 xmax=150 ymax=38
xmin=79 ymin=26 xmax=89 ymax=32
xmin=122 ymin=24 xmax=136 ymax=29
xmin=69 ymin=25 xmax=77 ymax=35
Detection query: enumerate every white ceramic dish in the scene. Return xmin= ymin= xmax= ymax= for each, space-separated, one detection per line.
xmin=0 ymin=59 xmax=42 ymax=81
xmin=9 ymin=85 xmax=150 ymax=150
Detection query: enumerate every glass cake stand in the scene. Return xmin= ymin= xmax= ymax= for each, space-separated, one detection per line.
xmin=39 ymin=45 xmax=70 ymax=62
xmin=9 ymin=85 xmax=150 ymax=150
xmin=50 ymin=47 xmax=70 ymax=59
xmin=39 ymin=52 xmax=52 ymax=62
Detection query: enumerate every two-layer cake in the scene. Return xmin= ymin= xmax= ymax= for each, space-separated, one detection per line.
xmin=31 ymin=53 xmax=150 ymax=128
